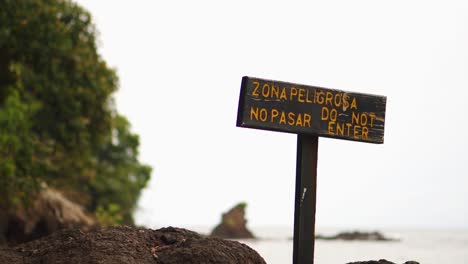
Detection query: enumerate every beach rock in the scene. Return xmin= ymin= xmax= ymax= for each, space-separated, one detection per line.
xmin=0 ymin=225 xmax=266 ymax=264
xmin=347 ymin=260 xmax=394 ymax=264
xmin=210 ymin=202 xmax=255 ymax=239
xmin=0 ymin=185 xmax=96 ymax=245
xmin=346 ymin=260 xmax=419 ymax=264
xmin=316 ymin=230 xmax=397 ymax=241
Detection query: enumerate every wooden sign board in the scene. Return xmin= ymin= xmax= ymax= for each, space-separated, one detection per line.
xmin=237 ymin=76 xmax=386 ymax=143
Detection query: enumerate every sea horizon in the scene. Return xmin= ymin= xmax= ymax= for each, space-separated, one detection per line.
xmin=171 ymin=225 xmax=468 ymax=264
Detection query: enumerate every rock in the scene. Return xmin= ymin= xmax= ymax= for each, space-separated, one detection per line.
xmin=346 ymin=260 xmax=419 ymax=264
xmin=0 ymin=226 xmax=266 ymax=264
xmin=316 ymin=230 xmax=398 ymax=241
xmin=347 ymin=260 xmax=395 ymax=264
xmin=210 ymin=202 xmax=255 ymax=239
xmin=0 ymin=185 xmax=96 ymax=245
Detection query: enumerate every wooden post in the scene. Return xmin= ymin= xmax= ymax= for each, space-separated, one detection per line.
xmin=293 ymin=135 xmax=318 ymax=264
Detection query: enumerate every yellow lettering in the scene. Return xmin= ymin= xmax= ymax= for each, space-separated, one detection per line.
xmin=298 ymin=88 xmax=306 ymax=103
xmin=261 ymin=84 xmax=270 ymax=98
xmin=346 ymin=123 xmax=353 ymax=136
xmin=351 ymin=98 xmax=358 ymax=110
xmin=369 ymin=112 xmax=376 ymax=127
xmin=325 ymin=92 xmax=333 ymax=106
xmin=288 ymin=112 xmax=295 ymax=125
xmin=271 ymin=85 xmax=280 ymax=99
xmin=250 ymin=107 xmax=259 ymax=120
xmin=343 ymin=93 xmax=350 ymax=111
xmin=306 ymin=89 xmax=313 ymax=103
xmin=329 ymin=108 xmax=338 ymax=122
xmin=328 ymin=121 xmax=335 ymax=135
xmin=353 ymin=125 xmax=361 ymax=139
xmin=259 ymin=108 xmax=268 ymax=122
xmin=295 ymin=114 xmax=303 ymax=126
xmin=271 ymin=109 xmax=279 ymax=122
xmin=362 ymin=126 xmax=369 ymax=139
xmin=252 ymin=81 xmax=260 ymax=97
xmin=303 ymin=114 xmax=311 ymax=127
xmin=279 ymin=112 xmax=287 ymax=124
xmin=280 ymin=88 xmax=287 ymax=100
xmin=336 ymin=122 xmax=344 ymax=136
xmin=360 ymin=113 xmax=368 ymax=126
xmin=352 ymin=112 xmax=359 ymax=125
xmin=334 ymin=93 xmax=342 ymax=107
xmin=321 ymin=107 xmax=329 ymax=120
xmin=315 ymin=90 xmax=324 ymax=104
xmin=290 ymin=87 xmax=298 ymax=101
xmin=352 ymin=112 xmax=369 ymax=126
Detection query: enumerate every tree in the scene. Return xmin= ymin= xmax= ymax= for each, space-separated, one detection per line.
xmin=0 ymin=0 xmax=151 ymax=225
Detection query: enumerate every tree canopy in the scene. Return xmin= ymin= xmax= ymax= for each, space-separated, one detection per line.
xmin=0 ymin=0 xmax=151 ymax=225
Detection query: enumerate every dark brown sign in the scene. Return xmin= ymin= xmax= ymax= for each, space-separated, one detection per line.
xmin=237 ymin=76 xmax=386 ymax=143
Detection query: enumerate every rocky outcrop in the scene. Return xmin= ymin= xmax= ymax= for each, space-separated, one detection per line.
xmin=316 ymin=231 xmax=398 ymax=241
xmin=0 ymin=185 xmax=96 ymax=245
xmin=346 ymin=260 xmax=419 ymax=264
xmin=0 ymin=226 xmax=266 ymax=264
xmin=210 ymin=202 xmax=255 ymax=239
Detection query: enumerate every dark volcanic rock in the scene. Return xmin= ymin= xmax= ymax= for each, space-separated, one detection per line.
xmin=347 ymin=260 xmax=419 ymax=264
xmin=316 ymin=230 xmax=398 ymax=241
xmin=0 ymin=226 xmax=266 ymax=264
xmin=210 ymin=202 xmax=255 ymax=239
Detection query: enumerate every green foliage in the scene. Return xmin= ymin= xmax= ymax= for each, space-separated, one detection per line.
xmin=91 ymin=115 xmax=152 ymax=224
xmin=0 ymin=0 xmax=151 ymax=225
xmin=236 ymin=202 xmax=248 ymax=210
xmin=0 ymin=88 xmax=42 ymax=206
xmin=95 ymin=203 xmax=123 ymax=228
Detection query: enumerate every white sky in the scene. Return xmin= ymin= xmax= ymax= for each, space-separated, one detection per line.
xmin=74 ymin=0 xmax=468 ymax=230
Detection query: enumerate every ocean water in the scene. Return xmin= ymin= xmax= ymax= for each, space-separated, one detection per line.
xmin=192 ymin=226 xmax=468 ymax=264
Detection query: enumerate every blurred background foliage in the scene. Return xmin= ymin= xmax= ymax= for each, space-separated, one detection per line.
xmin=0 ymin=0 xmax=152 ymax=225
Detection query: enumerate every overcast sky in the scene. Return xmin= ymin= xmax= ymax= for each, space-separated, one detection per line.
xmin=74 ymin=0 xmax=468 ymax=230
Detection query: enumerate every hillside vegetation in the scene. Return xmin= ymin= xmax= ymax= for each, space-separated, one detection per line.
xmin=0 ymin=0 xmax=151 ymax=230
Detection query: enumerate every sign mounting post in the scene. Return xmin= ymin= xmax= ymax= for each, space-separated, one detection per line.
xmin=293 ymin=134 xmax=318 ymax=264
xmin=236 ymin=76 xmax=386 ymax=264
